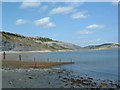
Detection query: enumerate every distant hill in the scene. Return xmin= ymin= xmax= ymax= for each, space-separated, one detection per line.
xmin=84 ymin=43 xmax=120 ymax=50
xmin=0 ymin=32 xmax=82 ymax=51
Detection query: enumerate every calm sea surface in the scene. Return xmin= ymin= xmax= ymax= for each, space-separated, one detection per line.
xmin=5 ymin=48 xmax=119 ymax=81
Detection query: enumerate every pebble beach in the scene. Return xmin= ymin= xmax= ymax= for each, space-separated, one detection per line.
xmin=2 ymin=67 xmax=119 ymax=89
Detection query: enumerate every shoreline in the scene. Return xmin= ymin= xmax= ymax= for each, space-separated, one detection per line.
xmin=0 ymin=50 xmax=74 ymax=54
xmin=2 ymin=67 xmax=119 ymax=88
xmin=0 ymin=48 xmax=116 ymax=54
xmin=0 ymin=48 xmax=115 ymax=54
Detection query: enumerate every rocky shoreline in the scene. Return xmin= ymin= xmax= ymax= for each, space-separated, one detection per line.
xmin=2 ymin=67 xmax=119 ymax=89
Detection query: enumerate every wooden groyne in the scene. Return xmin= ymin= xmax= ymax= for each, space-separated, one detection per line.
xmin=2 ymin=60 xmax=74 ymax=68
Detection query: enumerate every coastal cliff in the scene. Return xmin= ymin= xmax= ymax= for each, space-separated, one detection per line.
xmin=0 ymin=32 xmax=82 ymax=51
xmin=0 ymin=31 xmax=119 ymax=51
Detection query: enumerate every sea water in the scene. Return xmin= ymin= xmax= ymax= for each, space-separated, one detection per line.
xmin=4 ymin=48 xmax=119 ymax=81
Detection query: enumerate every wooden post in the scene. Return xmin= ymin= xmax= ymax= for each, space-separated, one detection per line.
xmin=58 ymin=58 xmax=61 ymax=79
xmin=19 ymin=55 xmax=21 ymax=61
xmin=47 ymin=58 xmax=49 ymax=62
xmin=3 ymin=52 xmax=5 ymax=60
xmin=59 ymin=58 xmax=62 ymax=67
xmin=34 ymin=57 xmax=35 ymax=61
xmin=18 ymin=55 xmax=21 ymax=69
xmin=34 ymin=59 xmax=36 ymax=68
xmin=59 ymin=59 xmax=61 ymax=63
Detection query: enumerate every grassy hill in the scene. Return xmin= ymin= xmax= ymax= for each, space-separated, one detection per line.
xmin=84 ymin=43 xmax=120 ymax=50
xmin=0 ymin=32 xmax=82 ymax=51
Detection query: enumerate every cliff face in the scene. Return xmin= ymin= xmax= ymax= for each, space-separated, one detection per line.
xmin=0 ymin=32 xmax=82 ymax=51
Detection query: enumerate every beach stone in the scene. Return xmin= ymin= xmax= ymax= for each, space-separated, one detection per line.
xmin=8 ymin=81 xmax=12 ymax=85
xmin=88 ymin=77 xmax=93 ymax=80
xmin=80 ymin=77 xmax=84 ymax=79
xmin=71 ymin=86 xmax=75 ymax=88
xmin=71 ymin=83 xmax=74 ymax=85
xmin=100 ymin=82 xmax=109 ymax=87
xmin=57 ymin=71 xmax=62 ymax=73
xmin=64 ymin=83 xmax=68 ymax=86
xmin=48 ymin=82 xmax=51 ymax=84
xmin=93 ymin=82 xmax=97 ymax=85
xmin=89 ymin=80 xmax=92 ymax=83
xmin=63 ymin=77 xmax=69 ymax=81
xmin=61 ymin=79 xmax=67 ymax=83
xmin=82 ymin=81 xmax=90 ymax=85
xmin=28 ymin=76 xmax=32 ymax=79
xmin=77 ymin=84 xmax=82 ymax=87
xmin=59 ymin=75 xmax=61 ymax=78
xmin=75 ymin=79 xmax=83 ymax=84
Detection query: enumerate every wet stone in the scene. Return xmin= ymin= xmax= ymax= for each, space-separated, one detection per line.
xmin=61 ymin=80 xmax=67 ymax=83
xmin=48 ymin=82 xmax=51 ymax=84
xmin=28 ymin=76 xmax=32 ymax=79
xmin=8 ymin=81 xmax=12 ymax=85
xmin=88 ymin=77 xmax=93 ymax=80
xmin=64 ymin=83 xmax=68 ymax=86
